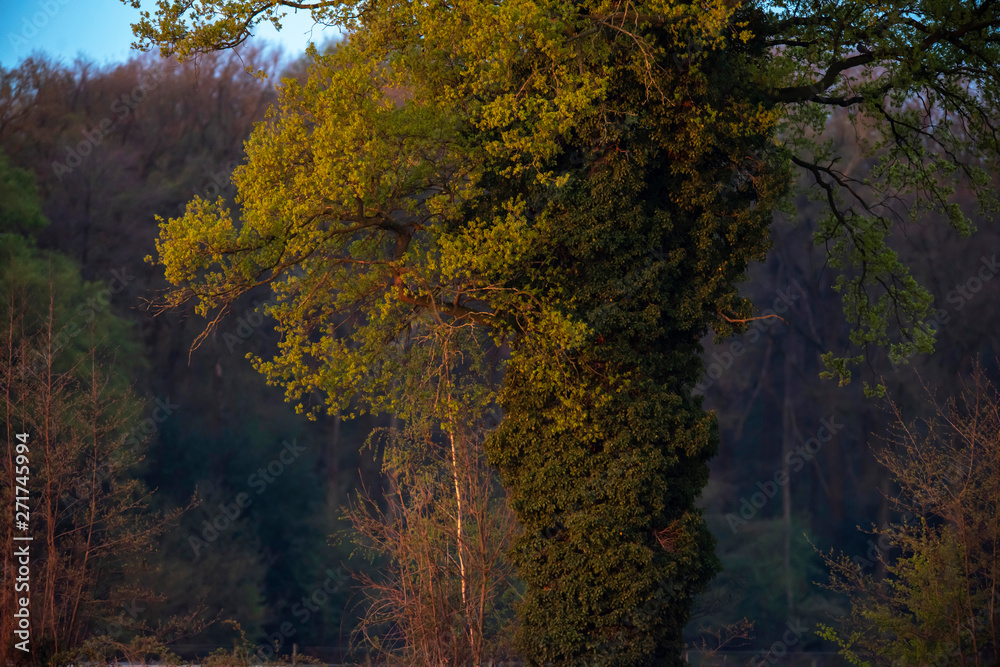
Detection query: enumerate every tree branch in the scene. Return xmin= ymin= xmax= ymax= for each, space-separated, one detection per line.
xmin=770 ymin=53 xmax=875 ymax=104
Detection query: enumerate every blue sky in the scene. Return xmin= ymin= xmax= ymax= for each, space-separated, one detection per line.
xmin=1 ymin=0 xmax=338 ymax=68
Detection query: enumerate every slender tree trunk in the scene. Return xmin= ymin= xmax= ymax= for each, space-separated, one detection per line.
xmin=449 ymin=429 xmax=467 ymax=607
xmin=325 ymin=411 xmax=342 ymax=517
xmin=781 ymin=330 xmax=799 ymax=617
xmin=67 ymin=345 xmax=101 ymax=644
xmin=875 ymin=448 xmax=890 ymax=581
xmin=443 ymin=342 xmax=474 ymax=664
xmin=41 ymin=290 xmax=59 ymax=652
xmin=448 ymin=428 xmax=473 ymax=657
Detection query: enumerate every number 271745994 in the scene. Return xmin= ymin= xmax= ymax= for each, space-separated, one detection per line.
xmin=13 ymin=433 xmax=30 ymax=529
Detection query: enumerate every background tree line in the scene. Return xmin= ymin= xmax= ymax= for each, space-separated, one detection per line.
xmin=0 ymin=33 xmax=998 ymax=664
xmin=0 ymin=46 xmax=380 ymax=662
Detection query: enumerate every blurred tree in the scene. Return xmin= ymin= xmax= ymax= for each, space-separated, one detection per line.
xmin=0 ymin=150 xmax=187 ymax=666
xmin=0 ymin=150 xmax=46 ymax=235
xmin=819 ymin=362 xmax=1000 ymax=666
xmin=692 ymin=107 xmax=1000 ymax=653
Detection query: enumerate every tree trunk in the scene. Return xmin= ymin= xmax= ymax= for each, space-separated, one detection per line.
xmin=781 ymin=329 xmax=799 ymax=617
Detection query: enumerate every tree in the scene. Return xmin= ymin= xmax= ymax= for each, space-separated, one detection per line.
xmin=0 ymin=52 xmax=369 ymax=655
xmin=0 ymin=152 xmax=189 ymax=665
xmin=819 ymin=363 xmax=1000 ymax=666
xmin=130 ymin=0 xmax=1000 ymax=663
xmin=348 ymin=412 xmax=518 ymax=665
xmin=330 ymin=267 xmax=517 ymax=665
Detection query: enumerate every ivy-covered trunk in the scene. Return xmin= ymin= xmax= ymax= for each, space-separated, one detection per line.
xmin=492 ymin=342 xmax=721 ymax=665
xmin=485 ymin=35 xmax=787 ymax=665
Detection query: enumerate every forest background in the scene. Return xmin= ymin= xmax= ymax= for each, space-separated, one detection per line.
xmin=1 ymin=3 xmax=1000 ymax=664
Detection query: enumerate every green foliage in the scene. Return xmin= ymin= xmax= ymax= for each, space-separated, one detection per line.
xmin=0 ymin=241 xmax=141 ymax=383
xmin=820 ymin=523 xmax=988 ymax=666
xmin=133 ymin=0 xmax=1000 ymax=663
xmin=477 ymin=24 xmax=791 ymax=661
xmin=762 ymin=0 xmax=1000 ymax=384
xmin=0 ymin=150 xmax=141 ymax=381
xmin=150 ymin=39 xmax=486 ymax=420
xmin=0 ymin=150 xmax=46 ymax=236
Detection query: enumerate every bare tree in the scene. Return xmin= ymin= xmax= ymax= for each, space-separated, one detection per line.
xmin=819 ymin=361 xmax=1000 ymax=666
xmin=346 ymin=320 xmax=519 ymax=666
xmin=0 ymin=281 xmax=189 ymax=665
xmin=348 ymin=419 xmax=518 ymax=666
